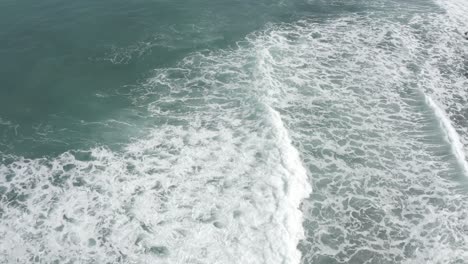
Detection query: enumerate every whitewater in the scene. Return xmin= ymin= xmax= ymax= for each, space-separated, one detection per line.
xmin=1 ymin=0 xmax=468 ymax=263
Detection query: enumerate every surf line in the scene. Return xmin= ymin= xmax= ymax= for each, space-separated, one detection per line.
xmin=426 ymin=95 xmax=468 ymax=176
xmin=265 ymin=105 xmax=312 ymax=263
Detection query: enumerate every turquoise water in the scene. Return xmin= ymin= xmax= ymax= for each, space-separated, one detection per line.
xmin=1 ymin=0 xmax=468 ymax=263
xmin=0 ymin=0 xmax=295 ymax=156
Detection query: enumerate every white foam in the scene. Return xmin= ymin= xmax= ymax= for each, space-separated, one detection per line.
xmin=426 ymin=96 xmax=468 ymax=175
xmin=250 ymin=37 xmax=312 ymax=263
xmin=435 ymin=0 xmax=468 ymax=31
xmin=0 ymin=117 xmax=12 ymax=126
xmin=237 ymin=11 xmax=468 ymax=263
xmin=266 ymin=106 xmax=312 ymax=263
xmin=413 ymin=0 xmax=468 ymax=175
xmin=3 ymin=4 xmax=468 ymax=263
xmin=0 ymin=26 xmax=313 ymax=263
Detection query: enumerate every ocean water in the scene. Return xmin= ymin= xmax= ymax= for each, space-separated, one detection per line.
xmin=1 ymin=0 xmax=468 ymax=263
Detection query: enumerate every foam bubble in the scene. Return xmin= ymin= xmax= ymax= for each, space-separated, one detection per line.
xmin=0 ymin=27 xmax=312 ymax=263
xmin=93 ymin=41 xmax=157 ymax=65
xmin=434 ymin=0 xmax=468 ymax=30
xmin=227 ymin=9 xmax=468 ymax=263
xmin=425 ymin=96 xmax=468 ymax=175
xmin=2 ymin=1 xmax=468 ymax=263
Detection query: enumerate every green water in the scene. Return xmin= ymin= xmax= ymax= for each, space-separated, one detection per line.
xmin=0 ymin=0 xmax=293 ymax=156
xmin=1 ymin=0 xmax=468 ymax=263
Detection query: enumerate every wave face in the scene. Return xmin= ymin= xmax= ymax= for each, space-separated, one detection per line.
xmin=1 ymin=0 xmax=468 ymax=263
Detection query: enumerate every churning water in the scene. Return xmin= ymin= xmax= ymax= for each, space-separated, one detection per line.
xmin=1 ymin=0 xmax=468 ymax=263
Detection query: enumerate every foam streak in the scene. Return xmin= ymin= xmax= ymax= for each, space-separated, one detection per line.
xmin=426 ymin=95 xmax=468 ymax=175
xmin=266 ymin=105 xmax=312 ymax=264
